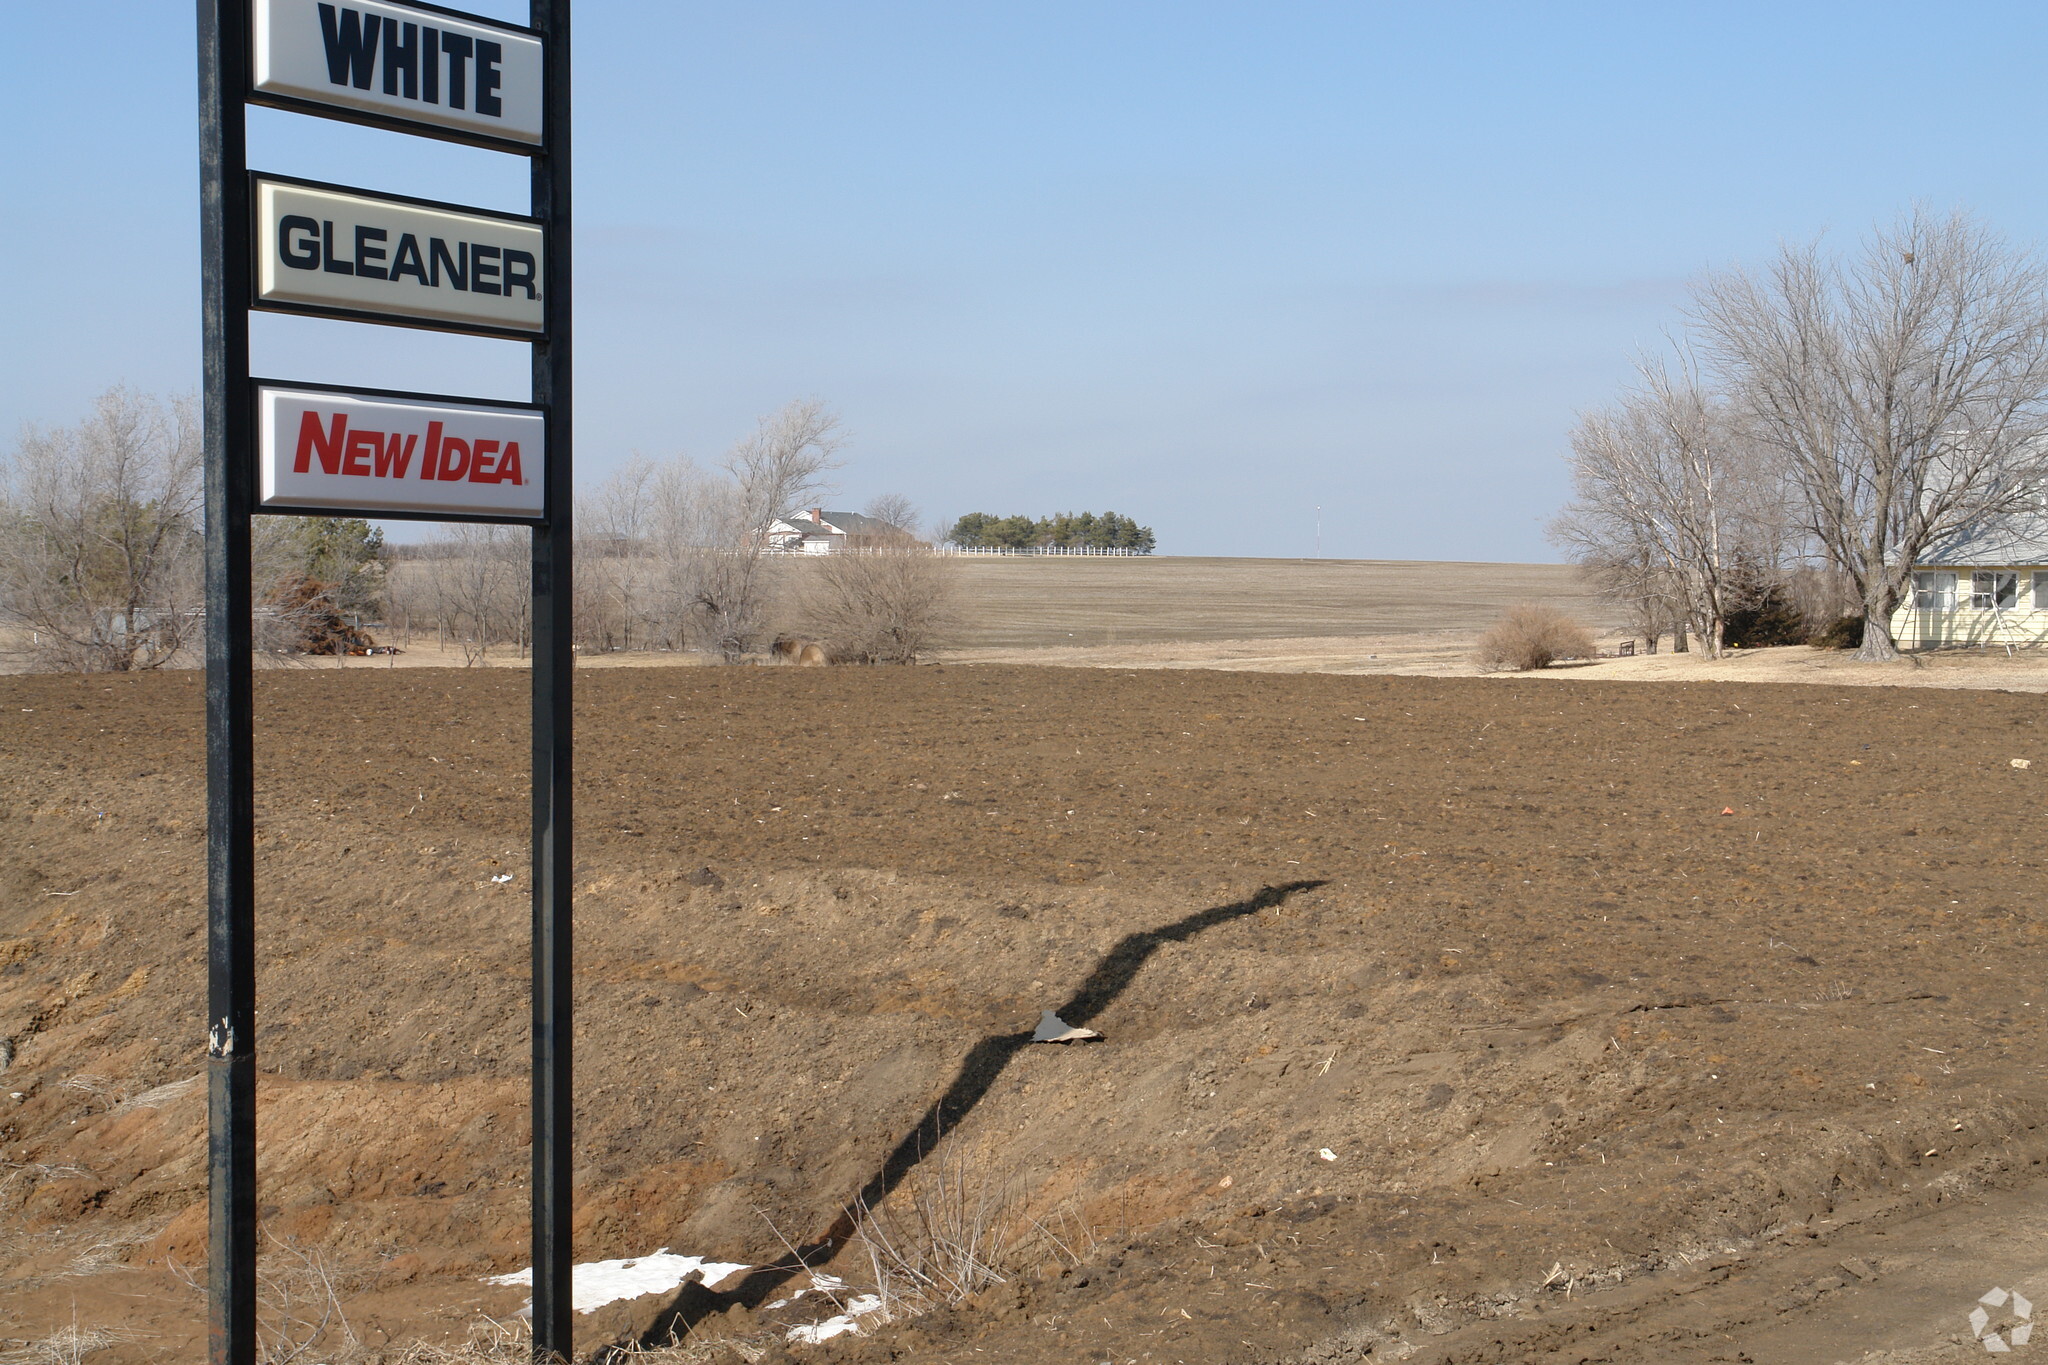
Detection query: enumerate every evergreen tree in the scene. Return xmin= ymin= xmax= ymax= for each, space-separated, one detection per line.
xmin=946 ymin=510 xmax=1154 ymax=552
xmin=280 ymin=516 xmax=388 ymax=616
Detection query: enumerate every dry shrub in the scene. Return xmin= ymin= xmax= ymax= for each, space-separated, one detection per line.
xmin=850 ymin=1150 xmax=1018 ymax=1319
xmin=841 ymin=1146 xmax=1101 ymax=1328
xmin=796 ymin=548 xmax=957 ymax=664
xmin=165 ymin=1235 xmax=378 ymax=1365
xmin=1474 ymin=602 xmax=1596 ymax=672
xmin=768 ymin=636 xmax=828 ymax=666
xmin=266 ymin=576 xmax=376 ymax=656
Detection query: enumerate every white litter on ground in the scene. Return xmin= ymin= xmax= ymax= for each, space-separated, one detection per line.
xmin=484 ymin=1249 xmax=751 ymax=1314
xmin=786 ymin=1293 xmax=886 ymax=1344
xmin=1033 ymin=1009 xmax=1102 ymax=1043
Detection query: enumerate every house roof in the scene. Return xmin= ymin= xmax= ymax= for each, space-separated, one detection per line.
xmin=782 ymin=511 xmax=898 ymax=537
xmin=1919 ymin=507 xmax=2048 ymax=566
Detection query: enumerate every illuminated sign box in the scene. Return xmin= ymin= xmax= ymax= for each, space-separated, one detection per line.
xmin=256 ymin=382 xmax=546 ymax=520
xmin=254 ymin=175 xmax=545 ymax=336
xmin=253 ymin=0 xmax=544 ymax=146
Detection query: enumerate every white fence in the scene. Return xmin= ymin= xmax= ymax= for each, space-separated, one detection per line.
xmin=937 ymin=544 xmax=1150 ymax=557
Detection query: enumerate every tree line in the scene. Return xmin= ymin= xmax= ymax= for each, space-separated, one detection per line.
xmin=1554 ymin=205 xmax=2048 ymax=662
xmin=0 ymin=393 xmax=956 ymax=670
xmin=946 ymin=510 xmax=1155 ymax=552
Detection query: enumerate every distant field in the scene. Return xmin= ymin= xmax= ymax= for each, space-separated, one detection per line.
xmin=939 ymin=555 xmax=1616 ymax=649
xmin=0 ymin=557 xmax=1615 ymax=673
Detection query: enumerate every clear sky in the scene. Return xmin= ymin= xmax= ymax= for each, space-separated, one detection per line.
xmin=6 ymin=2 xmax=2046 ymax=558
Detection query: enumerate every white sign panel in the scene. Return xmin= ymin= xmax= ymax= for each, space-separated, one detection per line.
xmin=256 ymin=178 xmax=545 ymax=334
xmin=258 ymin=385 xmax=545 ymax=520
xmin=253 ymin=0 xmax=543 ymax=145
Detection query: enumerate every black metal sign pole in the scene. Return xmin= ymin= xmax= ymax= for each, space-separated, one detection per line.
xmin=199 ymin=1 xmax=571 ymax=1357
xmin=197 ymin=2 xmax=258 ymax=1362
xmin=529 ymin=1 xmax=575 ymax=1359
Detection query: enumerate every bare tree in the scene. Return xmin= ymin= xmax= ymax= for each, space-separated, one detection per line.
xmin=423 ymin=523 xmax=526 ymax=664
xmin=863 ymin=492 xmax=923 ymax=538
xmin=1550 ymin=354 xmax=1765 ymax=656
xmin=691 ymin=399 xmax=844 ymax=660
xmin=1572 ymin=548 xmax=1686 ymax=654
xmin=367 ymin=404 xmax=846 ymax=664
xmin=642 ymin=454 xmax=722 ymax=651
xmin=796 ymin=546 xmax=958 ymax=663
xmin=0 ymin=388 xmax=203 ymax=671
xmin=578 ymin=457 xmax=655 ymax=653
xmin=1690 ymin=207 xmax=2048 ymax=659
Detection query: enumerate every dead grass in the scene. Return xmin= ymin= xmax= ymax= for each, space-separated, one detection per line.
xmin=0 ymin=1321 xmax=135 ymax=1365
xmin=166 ymin=1235 xmax=382 ymax=1365
xmin=938 ymin=556 xmax=1610 ymax=650
xmin=372 ymin=1319 xmax=534 ymax=1363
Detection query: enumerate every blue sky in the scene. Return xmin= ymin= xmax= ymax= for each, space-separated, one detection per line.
xmin=6 ymin=2 xmax=2046 ymax=557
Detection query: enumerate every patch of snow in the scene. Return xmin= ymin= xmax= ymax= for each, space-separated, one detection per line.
xmin=484 ymin=1249 xmax=751 ymax=1314
xmin=787 ymin=1293 xmax=885 ymax=1344
xmin=765 ymin=1273 xmax=850 ymax=1314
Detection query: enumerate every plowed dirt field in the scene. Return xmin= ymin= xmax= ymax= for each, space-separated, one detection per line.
xmin=4 ymin=665 xmax=2048 ymax=1363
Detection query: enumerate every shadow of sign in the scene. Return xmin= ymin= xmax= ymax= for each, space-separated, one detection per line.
xmin=626 ymin=878 xmax=1327 ymax=1351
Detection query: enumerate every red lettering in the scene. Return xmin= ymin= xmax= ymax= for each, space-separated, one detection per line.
xmin=437 ymin=437 xmax=471 ymax=481
xmin=422 ymin=421 xmax=443 ymax=480
xmin=496 ymin=441 xmax=524 ymax=486
xmin=375 ymin=432 xmax=416 ymax=479
xmin=343 ymin=429 xmax=379 ymax=477
xmin=469 ymin=438 xmax=500 ymax=482
xmin=293 ymin=410 xmax=346 ymax=474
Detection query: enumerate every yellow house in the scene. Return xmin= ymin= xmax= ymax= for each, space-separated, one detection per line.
xmin=1889 ymin=517 xmax=2048 ymax=648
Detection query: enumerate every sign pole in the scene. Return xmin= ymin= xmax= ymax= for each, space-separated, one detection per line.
xmin=529 ymin=1 xmax=575 ymax=1359
xmin=201 ymin=1 xmax=572 ymax=1357
xmin=197 ymin=2 xmax=258 ymax=1362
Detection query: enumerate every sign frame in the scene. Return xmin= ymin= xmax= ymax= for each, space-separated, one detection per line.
xmin=200 ymin=3 xmax=576 ymax=1362
xmin=246 ymin=0 xmax=546 ymax=154
xmin=248 ymin=170 xmax=547 ymax=339
xmin=249 ymin=378 xmax=550 ymax=523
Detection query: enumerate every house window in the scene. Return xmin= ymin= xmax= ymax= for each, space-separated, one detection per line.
xmin=1972 ymin=571 xmax=2018 ymax=610
xmin=2035 ymin=572 xmax=2048 ymax=610
xmin=1914 ymin=571 xmax=1956 ymax=609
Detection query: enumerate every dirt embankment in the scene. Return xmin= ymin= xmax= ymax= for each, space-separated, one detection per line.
xmin=3 ymin=667 xmax=2048 ymax=1362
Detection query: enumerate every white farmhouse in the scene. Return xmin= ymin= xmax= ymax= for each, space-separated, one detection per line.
xmin=1888 ymin=510 xmax=2048 ymax=649
xmin=760 ymin=508 xmax=903 ymax=554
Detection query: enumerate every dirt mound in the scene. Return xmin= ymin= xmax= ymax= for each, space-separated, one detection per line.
xmin=3 ymin=667 xmax=2048 ymax=1361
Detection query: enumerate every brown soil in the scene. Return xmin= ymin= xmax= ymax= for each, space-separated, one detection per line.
xmin=3 ymin=665 xmax=2047 ymax=1362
